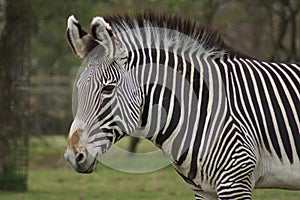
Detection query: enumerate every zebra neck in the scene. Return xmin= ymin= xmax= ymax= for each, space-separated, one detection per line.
xmin=129 ymin=48 xmax=229 ymax=154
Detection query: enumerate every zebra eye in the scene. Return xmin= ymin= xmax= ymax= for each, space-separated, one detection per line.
xmin=101 ymin=85 xmax=115 ymax=94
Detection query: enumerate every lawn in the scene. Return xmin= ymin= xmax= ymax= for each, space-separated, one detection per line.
xmin=0 ymin=135 xmax=299 ymax=200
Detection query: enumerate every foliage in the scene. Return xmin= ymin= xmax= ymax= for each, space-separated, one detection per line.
xmin=31 ymin=0 xmax=299 ymax=77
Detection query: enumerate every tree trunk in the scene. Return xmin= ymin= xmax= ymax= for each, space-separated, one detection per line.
xmin=0 ymin=0 xmax=31 ymax=191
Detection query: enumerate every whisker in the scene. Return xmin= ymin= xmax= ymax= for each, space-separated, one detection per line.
xmin=56 ymin=153 xmax=69 ymax=168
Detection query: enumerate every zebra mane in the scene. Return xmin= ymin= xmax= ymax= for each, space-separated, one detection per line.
xmin=103 ymin=12 xmax=236 ymax=55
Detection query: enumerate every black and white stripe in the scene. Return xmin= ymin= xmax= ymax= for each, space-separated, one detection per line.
xmin=73 ymin=13 xmax=300 ymax=199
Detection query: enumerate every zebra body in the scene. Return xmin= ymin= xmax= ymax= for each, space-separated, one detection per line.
xmin=64 ymin=13 xmax=300 ymax=199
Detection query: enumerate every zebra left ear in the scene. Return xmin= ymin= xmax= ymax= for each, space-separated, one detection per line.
xmin=90 ymin=17 xmax=127 ymax=59
xmin=66 ymin=15 xmax=99 ymax=59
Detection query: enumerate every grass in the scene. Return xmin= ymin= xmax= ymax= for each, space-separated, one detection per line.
xmin=0 ymin=135 xmax=299 ymax=199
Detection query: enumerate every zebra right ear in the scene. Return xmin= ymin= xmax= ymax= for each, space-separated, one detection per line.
xmin=66 ymin=15 xmax=99 ymax=59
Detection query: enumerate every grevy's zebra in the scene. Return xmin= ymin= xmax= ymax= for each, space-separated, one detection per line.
xmin=64 ymin=13 xmax=300 ymax=199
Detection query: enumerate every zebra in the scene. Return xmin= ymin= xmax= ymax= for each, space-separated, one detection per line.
xmin=64 ymin=12 xmax=300 ymax=199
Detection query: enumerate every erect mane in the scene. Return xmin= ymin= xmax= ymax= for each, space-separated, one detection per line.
xmin=103 ymin=12 xmax=235 ymax=54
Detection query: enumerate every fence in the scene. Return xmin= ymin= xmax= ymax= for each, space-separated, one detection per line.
xmin=30 ymin=76 xmax=74 ymax=135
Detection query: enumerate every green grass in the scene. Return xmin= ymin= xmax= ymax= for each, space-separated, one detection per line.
xmin=0 ymin=167 xmax=192 ymax=200
xmin=0 ymin=135 xmax=299 ymax=199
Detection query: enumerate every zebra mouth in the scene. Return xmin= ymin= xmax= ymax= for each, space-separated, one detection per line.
xmin=84 ymin=157 xmax=99 ymax=173
xmin=77 ymin=152 xmax=99 ymax=174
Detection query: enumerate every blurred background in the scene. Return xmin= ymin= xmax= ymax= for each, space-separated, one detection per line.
xmin=0 ymin=0 xmax=299 ymax=199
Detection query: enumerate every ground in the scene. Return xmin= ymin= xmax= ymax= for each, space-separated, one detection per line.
xmin=0 ymin=135 xmax=299 ymax=200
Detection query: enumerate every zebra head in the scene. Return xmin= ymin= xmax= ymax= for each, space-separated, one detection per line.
xmin=64 ymin=16 xmax=141 ymax=173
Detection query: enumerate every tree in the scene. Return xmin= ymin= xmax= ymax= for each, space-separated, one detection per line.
xmin=0 ymin=0 xmax=31 ymax=190
xmin=257 ymin=0 xmax=300 ymax=61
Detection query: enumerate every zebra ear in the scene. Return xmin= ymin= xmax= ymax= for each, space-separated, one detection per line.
xmin=66 ymin=15 xmax=99 ymax=59
xmin=90 ymin=17 xmax=127 ymax=59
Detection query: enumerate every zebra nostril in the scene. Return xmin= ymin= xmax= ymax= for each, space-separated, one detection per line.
xmin=75 ymin=152 xmax=86 ymax=164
